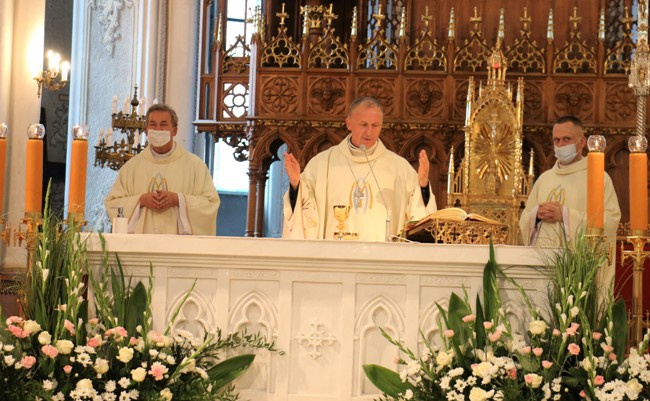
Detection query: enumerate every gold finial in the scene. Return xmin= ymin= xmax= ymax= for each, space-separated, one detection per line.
xmin=373 ymin=4 xmax=386 ymax=28
xmin=324 ymin=3 xmax=338 ymax=27
xmin=351 ymin=6 xmax=358 ymax=38
xmin=448 ymin=7 xmax=455 ymax=39
xmin=598 ymin=9 xmax=605 ymax=42
xmin=300 ymin=5 xmax=309 ymax=35
xmin=215 ymin=12 xmax=223 ymax=43
xmin=399 ymin=6 xmax=407 ymax=38
xmin=569 ymin=6 xmax=581 ymax=31
xmin=497 ymin=9 xmax=505 ymax=42
xmin=421 ymin=6 xmax=432 ymax=28
xmin=520 ymin=7 xmax=531 ymax=32
xmin=276 ymin=2 xmax=289 ymax=26
xmin=547 ymin=8 xmax=554 ymax=42
xmin=621 ymin=6 xmax=634 ymax=29
xmin=470 ymin=6 xmax=482 ymax=29
xmin=528 ymin=149 xmax=535 ymax=176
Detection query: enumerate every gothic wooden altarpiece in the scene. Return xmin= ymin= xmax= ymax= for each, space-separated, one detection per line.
xmin=196 ymin=0 xmax=643 ymax=238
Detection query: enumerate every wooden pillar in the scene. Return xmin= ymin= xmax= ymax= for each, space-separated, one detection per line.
xmin=245 ymin=167 xmax=259 ymax=237
xmin=254 ymin=169 xmax=268 ymax=237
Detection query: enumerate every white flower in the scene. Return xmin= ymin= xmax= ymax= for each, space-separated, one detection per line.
xmin=76 ymin=378 xmax=94 ymax=390
xmin=626 ymin=378 xmax=643 ymax=399
xmin=448 ymin=367 xmax=464 ymax=377
xmin=3 ymin=344 xmax=14 ymax=352
xmin=166 ymin=355 xmax=176 ymax=365
xmin=529 ymin=320 xmax=548 ymax=335
xmin=43 ymin=379 xmax=55 ymax=390
xmin=55 ymin=339 xmax=74 ymax=355
xmin=118 ymin=377 xmax=131 ymax=388
xmin=403 ymin=389 xmax=413 ymax=400
xmin=525 ymin=373 xmax=543 ymax=389
xmin=105 ymin=379 xmax=117 ymax=392
xmin=160 ymin=388 xmax=173 ymax=401
xmin=469 ymin=387 xmax=494 ymax=401
xmin=472 ymin=361 xmax=497 ymax=378
xmin=52 ymin=392 xmax=65 ymax=401
xmin=436 ymin=351 xmax=453 ymax=367
xmin=118 ymin=347 xmax=135 ymax=363
xmin=77 ymin=352 xmax=92 ymax=367
xmin=4 ymin=355 xmax=15 ymax=366
xmin=23 ymin=320 xmax=41 ymax=333
xmin=131 ymin=367 xmax=147 ymax=382
xmin=94 ymin=358 xmax=109 ymax=374
xmin=570 ymin=306 xmax=580 ymax=318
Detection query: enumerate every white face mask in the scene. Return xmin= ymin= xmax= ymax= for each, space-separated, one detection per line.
xmin=554 ymin=143 xmax=578 ymax=164
xmin=147 ymin=129 xmax=172 ymax=148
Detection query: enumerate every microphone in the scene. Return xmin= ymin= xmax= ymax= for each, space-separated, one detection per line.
xmin=359 ymin=144 xmax=391 ymax=241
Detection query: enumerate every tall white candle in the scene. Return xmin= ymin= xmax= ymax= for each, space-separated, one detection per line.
xmin=123 ymin=97 xmax=129 ymax=114
xmin=112 ymin=96 xmax=118 ymax=114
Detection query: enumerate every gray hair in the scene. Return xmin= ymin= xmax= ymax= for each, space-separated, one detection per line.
xmin=348 ymin=97 xmax=384 ymax=117
xmin=146 ymin=104 xmax=179 ymax=127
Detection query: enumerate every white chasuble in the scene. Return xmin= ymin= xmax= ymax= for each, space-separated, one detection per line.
xmin=105 ymin=145 xmax=220 ymax=235
xmin=283 ymin=135 xmax=437 ymax=241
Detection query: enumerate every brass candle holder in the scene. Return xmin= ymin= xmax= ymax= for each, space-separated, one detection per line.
xmin=13 ymin=212 xmax=43 ymax=272
xmin=621 ymin=234 xmax=650 ymax=346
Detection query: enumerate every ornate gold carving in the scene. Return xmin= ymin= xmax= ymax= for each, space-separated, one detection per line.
xmin=406 ymin=218 xmax=509 ymax=245
xmin=604 ymin=82 xmax=636 ymax=121
xmin=356 ymin=78 xmax=395 ymax=115
xmin=260 ymin=77 xmax=299 ymax=114
xmin=474 ymin=116 xmax=515 ymax=190
xmin=222 ymin=35 xmax=250 ymax=74
xmin=506 ymin=8 xmax=545 ymax=73
xmin=405 ymin=9 xmax=446 ymax=71
xmin=405 ymin=80 xmax=444 ymax=118
xmin=553 ymin=7 xmax=597 ymax=74
xmin=308 ymin=30 xmax=349 ymax=69
xmin=308 ymin=78 xmax=346 ymax=115
xmin=554 ymin=82 xmax=593 ymax=120
xmin=605 ymin=6 xmax=635 ymax=74
xmin=454 ymin=7 xmax=490 ymax=72
xmin=262 ymin=6 xmax=300 ymax=68
xmin=357 ymin=4 xmax=398 ymax=70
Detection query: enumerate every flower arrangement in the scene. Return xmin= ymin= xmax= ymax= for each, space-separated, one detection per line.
xmin=0 ymin=192 xmax=281 ymax=400
xmin=364 ymin=237 xmax=650 ymax=401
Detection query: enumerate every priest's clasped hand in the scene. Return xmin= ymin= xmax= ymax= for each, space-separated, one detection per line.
xmin=139 ymin=190 xmax=179 ymax=210
xmin=536 ymin=201 xmax=562 ymax=222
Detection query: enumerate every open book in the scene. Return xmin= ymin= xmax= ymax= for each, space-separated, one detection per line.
xmin=416 ymin=208 xmax=503 ymax=226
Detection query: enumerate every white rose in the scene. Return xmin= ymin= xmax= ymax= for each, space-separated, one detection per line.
xmin=94 ymin=358 xmax=109 ymax=374
xmin=469 ymin=387 xmax=493 ymax=401
xmin=472 ymin=362 xmax=496 ymax=378
xmin=55 ymin=340 xmax=74 ymax=355
xmin=38 ymin=331 xmax=52 ymax=345
xmin=131 ymin=367 xmax=147 ymax=382
xmin=23 ymin=320 xmax=41 ymax=333
xmin=626 ymin=379 xmax=643 ymax=399
xmin=160 ymin=388 xmax=173 ymax=401
xmin=118 ymin=347 xmax=134 ymax=363
xmin=403 ymin=389 xmax=413 ymax=400
xmin=76 ymin=378 xmax=94 ymax=390
xmin=529 ymin=320 xmax=548 ymax=336
xmin=436 ymin=351 xmax=453 ymax=367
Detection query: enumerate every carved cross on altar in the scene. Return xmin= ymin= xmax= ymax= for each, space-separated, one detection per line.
xmin=421 ymin=6 xmax=432 ymax=28
xmin=569 ymin=7 xmax=581 ymax=31
xmin=324 ymin=3 xmax=338 ymax=27
xmin=470 ymin=6 xmax=482 ymax=30
xmin=276 ymin=2 xmax=289 ymax=26
xmin=520 ymin=7 xmax=531 ymax=32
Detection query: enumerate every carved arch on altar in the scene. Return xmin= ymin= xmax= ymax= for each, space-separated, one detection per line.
xmin=167 ymin=289 xmax=217 ymax=337
xmin=420 ymin=297 xmax=450 ymax=347
xmin=229 ymin=290 xmax=278 ymax=339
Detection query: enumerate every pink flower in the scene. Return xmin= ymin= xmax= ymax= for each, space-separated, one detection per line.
xmin=64 ymin=319 xmax=75 ymax=335
xmin=20 ymin=355 xmax=36 ymax=369
xmin=566 ymin=323 xmax=580 ymax=336
xmin=115 ymin=326 xmax=128 ymax=337
xmin=488 ymin=331 xmax=502 ymax=342
xmin=608 ymin=353 xmax=617 ymax=361
xmin=508 ymin=369 xmax=517 ymax=379
xmin=592 ymin=332 xmax=602 ymax=340
xmin=41 ymin=344 xmax=59 ymax=358
xmin=129 ymin=337 xmax=138 ymax=346
xmin=568 ymin=343 xmax=580 ymax=355
xmin=462 ymin=314 xmax=476 ymax=323
xmin=521 ymin=346 xmax=531 ymax=355
xmin=483 ymin=321 xmax=494 ymax=330
xmin=88 ymin=318 xmax=99 ymax=325
xmin=7 ymin=325 xmax=30 ymax=338
xmin=6 ymin=316 xmax=23 ymax=325
xmin=579 ymin=390 xmax=587 ymax=398
xmin=542 ymin=360 xmax=553 ymax=369
xmin=87 ymin=337 xmax=100 ymax=348
xmin=148 ymin=362 xmax=169 ymax=381
xmin=594 ymin=375 xmax=605 ymax=386
xmin=533 ymin=347 xmax=543 ymax=357
xmin=444 ymin=329 xmax=455 ymax=338
xmin=63 ymin=365 xmax=72 ymax=374
xmin=552 ymin=329 xmax=561 ymax=337
xmin=393 ymin=355 xmax=400 ymax=364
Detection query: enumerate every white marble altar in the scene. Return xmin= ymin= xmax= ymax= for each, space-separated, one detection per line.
xmin=85 ymin=234 xmax=550 ymax=401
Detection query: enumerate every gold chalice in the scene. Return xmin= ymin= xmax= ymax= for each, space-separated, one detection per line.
xmin=333 ymin=205 xmax=358 ymax=240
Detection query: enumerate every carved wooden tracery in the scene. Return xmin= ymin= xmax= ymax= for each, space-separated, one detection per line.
xmin=196 ymin=0 xmax=644 ymax=237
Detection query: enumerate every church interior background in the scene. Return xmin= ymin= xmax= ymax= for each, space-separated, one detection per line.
xmin=0 ymin=0 xmax=649 ymax=350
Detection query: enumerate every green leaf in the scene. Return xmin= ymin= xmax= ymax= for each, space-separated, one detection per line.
xmin=124 ymin=281 xmax=148 ymax=334
xmin=363 ymin=364 xmax=413 ymax=398
xmin=474 ymin=294 xmax=486 ymax=349
xmin=207 ymin=354 xmax=256 ymax=390
xmin=483 ymin=240 xmax=500 ymax=323
xmin=611 ymin=299 xmax=628 ymax=363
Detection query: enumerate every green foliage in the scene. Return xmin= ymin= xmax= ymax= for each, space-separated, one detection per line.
xmin=363 ymin=364 xmax=412 ymax=398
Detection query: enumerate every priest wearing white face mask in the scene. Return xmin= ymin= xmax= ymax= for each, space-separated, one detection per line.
xmin=519 ymin=115 xmax=620 ymax=247
xmin=104 ymin=104 xmax=220 ymax=235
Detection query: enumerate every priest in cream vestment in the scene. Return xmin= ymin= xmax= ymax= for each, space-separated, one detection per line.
xmin=283 ymin=97 xmax=437 ymax=241
xmin=519 ymin=116 xmax=620 ymax=247
xmin=105 ymin=104 xmax=220 ymax=235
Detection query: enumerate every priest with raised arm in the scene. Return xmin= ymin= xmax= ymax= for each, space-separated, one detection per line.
xmin=104 ymin=104 xmax=220 ymax=235
xmin=282 ymin=97 xmax=437 ymax=241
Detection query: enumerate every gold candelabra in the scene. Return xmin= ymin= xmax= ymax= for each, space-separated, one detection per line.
xmin=94 ymin=86 xmax=147 ymax=171
xmin=625 ymin=0 xmax=650 ymax=346
xmin=34 ymin=50 xmax=70 ymax=98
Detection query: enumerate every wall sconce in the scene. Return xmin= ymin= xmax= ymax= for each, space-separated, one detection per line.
xmin=34 ymin=50 xmax=70 ymax=98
